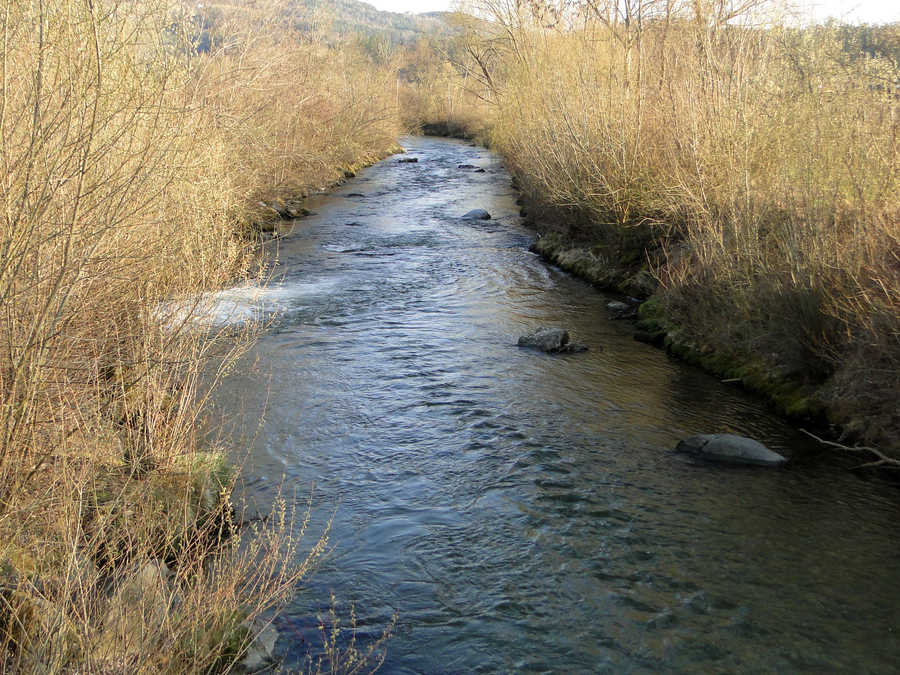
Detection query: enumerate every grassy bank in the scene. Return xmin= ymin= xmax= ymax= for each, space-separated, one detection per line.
xmin=428 ymin=4 xmax=898 ymax=450
xmin=1 ymin=0 xmax=399 ymax=670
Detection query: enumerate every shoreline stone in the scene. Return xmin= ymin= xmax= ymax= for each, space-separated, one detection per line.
xmin=240 ymin=619 xmax=279 ymax=672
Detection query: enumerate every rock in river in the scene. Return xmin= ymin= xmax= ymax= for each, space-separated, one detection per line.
xmin=518 ymin=327 xmax=588 ymax=354
xmin=675 ymin=433 xmax=787 ymax=466
xmin=398 ymin=157 xmax=419 ymax=163
xmin=607 ymin=300 xmax=637 ymax=320
xmin=461 ymin=209 xmax=491 ymax=220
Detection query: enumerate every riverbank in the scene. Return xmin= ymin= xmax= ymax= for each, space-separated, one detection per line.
xmin=389 ymin=132 xmax=894 ymax=451
xmin=516 ymin=188 xmax=896 ymax=454
xmin=252 ymin=144 xmax=405 ymax=236
xmin=443 ymin=15 xmax=900 ymax=455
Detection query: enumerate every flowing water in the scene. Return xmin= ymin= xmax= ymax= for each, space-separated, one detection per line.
xmin=211 ymin=137 xmax=900 ymax=673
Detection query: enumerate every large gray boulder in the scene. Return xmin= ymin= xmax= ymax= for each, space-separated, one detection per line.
xmin=518 ymin=327 xmax=587 ymax=354
xmin=675 ymin=434 xmax=787 ymax=466
xmin=461 ymin=209 xmax=491 ymax=220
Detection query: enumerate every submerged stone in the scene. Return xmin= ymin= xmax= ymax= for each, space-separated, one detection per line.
xmin=461 ymin=209 xmax=491 ymax=220
xmin=518 ymin=327 xmax=587 ymax=354
xmin=607 ymin=300 xmax=637 ymax=320
xmin=675 ymin=433 xmax=787 ymax=466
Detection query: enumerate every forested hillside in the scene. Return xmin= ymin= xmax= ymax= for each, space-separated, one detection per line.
xmin=291 ymin=0 xmax=454 ymax=40
xmin=192 ymin=0 xmax=457 ymax=49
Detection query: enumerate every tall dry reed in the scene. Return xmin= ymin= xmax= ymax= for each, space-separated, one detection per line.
xmin=1 ymin=0 xmax=400 ymax=670
xmin=476 ymin=1 xmax=898 ymax=443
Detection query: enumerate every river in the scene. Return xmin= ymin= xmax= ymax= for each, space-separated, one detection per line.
xmin=210 ymin=137 xmax=900 ymax=673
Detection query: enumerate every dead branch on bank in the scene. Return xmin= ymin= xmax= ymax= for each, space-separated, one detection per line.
xmin=801 ymin=429 xmax=900 ymax=471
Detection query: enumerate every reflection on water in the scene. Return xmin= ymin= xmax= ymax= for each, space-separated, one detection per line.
xmin=213 ymin=137 xmax=900 ymax=674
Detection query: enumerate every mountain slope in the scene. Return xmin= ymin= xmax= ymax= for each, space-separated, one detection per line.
xmin=291 ymin=0 xmax=457 ymax=42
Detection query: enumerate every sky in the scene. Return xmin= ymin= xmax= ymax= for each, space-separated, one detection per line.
xmin=364 ymin=0 xmax=900 ymax=24
xmin=366 ymin=0 xmax=453 ymax=13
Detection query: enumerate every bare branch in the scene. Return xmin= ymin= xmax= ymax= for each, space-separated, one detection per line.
xmin=801 ymin=429 xmax=900 ymax=471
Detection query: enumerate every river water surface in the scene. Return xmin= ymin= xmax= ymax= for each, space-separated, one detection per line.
xmin=212 ymin=137 xmax=899 ymax=673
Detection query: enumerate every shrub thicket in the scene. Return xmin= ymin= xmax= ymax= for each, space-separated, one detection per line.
xmin=447 ymin=1 xmax=898 ymax=445
xmin=1 ymin=0 xmax=399 ymax=670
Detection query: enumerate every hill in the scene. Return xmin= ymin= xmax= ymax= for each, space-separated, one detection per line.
xmin=290 ymin=0 xmax=458 ymax=43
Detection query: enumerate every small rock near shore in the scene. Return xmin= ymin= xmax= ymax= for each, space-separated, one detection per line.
xmin=240 ymin=619 xmax=279 ymax=672
xmin=398 ymin=157 xmax=419 ymax=163
xmin=622 ymin=270 xmax=658 ymax=298
xmin=458 ymin=163 xmax=477 ymax=169
xmin=675 ymin=433 xmax=787 ymax=466
xmin=461 ymin=209 xmax=491 ymax=220
xmin=258 ymin=201 xmax=290 ymax=220
xmin=607 ymin=300 xmax=638 ymax=320
xmin=258 ymin=201 xmax=310 ymax=221
xmin=518 ymin=327 xmax=588 ymax=354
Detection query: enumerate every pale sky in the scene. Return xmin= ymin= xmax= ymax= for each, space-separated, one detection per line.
xmin=802 ymin=0 xmax=900 ymax=24
xmin=365 ymin=0 xmax=454 ymax=14
xmin=364 ymin=0 xmax=900 ymax=24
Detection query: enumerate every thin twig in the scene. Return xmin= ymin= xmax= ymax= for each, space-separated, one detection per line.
xmin=800 ymin=429 xmax=900 ymax=471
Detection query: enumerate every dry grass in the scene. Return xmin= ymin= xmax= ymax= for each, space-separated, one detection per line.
xmin=1 ymin=0 xmax=400 ymax=670
xmin=397 ymin=26 xmax=496 ymax=140
xmin=471 ymin=2 xmax=898 ymax=445
xmin=192 ymin=4 xmax=402 ymax=212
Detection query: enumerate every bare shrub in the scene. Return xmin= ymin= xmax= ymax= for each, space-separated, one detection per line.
xmin=469 ymin=1 xmax=898 ymax=444
xmin=1 ymin=0 xmax=401 ymax=670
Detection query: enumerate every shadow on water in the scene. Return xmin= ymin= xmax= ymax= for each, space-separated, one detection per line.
xmin=211 ymin=137 xmax=900 ymax=674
